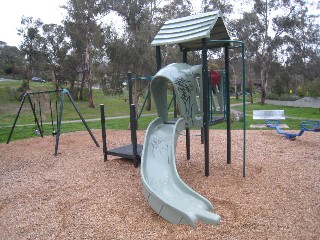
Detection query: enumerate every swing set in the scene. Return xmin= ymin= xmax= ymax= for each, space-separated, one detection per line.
xmin=30 ymin=97 xmax=58 ymax=137
xmin=7 ymin=89 xmax=99 ymax=155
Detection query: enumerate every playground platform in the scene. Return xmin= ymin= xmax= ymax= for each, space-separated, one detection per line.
xmin=107 ymin=144 xmax=143 ymax=161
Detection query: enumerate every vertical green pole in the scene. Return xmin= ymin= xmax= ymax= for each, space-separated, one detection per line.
xmin=130 ymin=104 xmax=139 ymax=168
xmin=225 ymin=43 xmax=231 ymax=164
xmin=100 ymin=104 xmax=107 ymax=161
xmin=128 ymin=72 xmax=140 ymax=167
xmin=242 ymin=42 xmax=246 ymax=177
xmin=54 ymin=91 xmax=65 ymax=156
xmin=183 ymin=48 xmax=191 ymax=160
xmin=202 ymin=38 xmax=210 ymax=176
xmin=156 ymin=46 xmax=161 ymax=71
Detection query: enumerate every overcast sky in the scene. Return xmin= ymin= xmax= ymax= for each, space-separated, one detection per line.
xmin=0 ymin=0 xmax=67 ymax=47
xmin=0 ymin=0 xmax=200 ymax=48
xmin=0 ymin=1 xmax=318 ymax=48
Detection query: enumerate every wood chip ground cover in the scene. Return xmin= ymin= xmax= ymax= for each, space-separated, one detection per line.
xmin=0 ymin=130 xmax=319 ymax=239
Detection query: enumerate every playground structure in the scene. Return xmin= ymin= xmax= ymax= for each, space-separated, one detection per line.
xmin=7 ymin=89 xmax=100 ymax=155
xmin=149 ymin=10 xmax=246 ymax=177
xmin=140 ymin=11 xmax=246 ymax=227
xmin=102 ymin=64 xmax=228 ymax=168
xmin=102 ymin=74 xmax=152 ymax=167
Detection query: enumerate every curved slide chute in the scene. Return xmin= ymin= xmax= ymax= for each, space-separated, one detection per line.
xmin=141 ymin=63 xmax=220 ymax=227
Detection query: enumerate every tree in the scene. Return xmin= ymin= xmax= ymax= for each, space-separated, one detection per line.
xmin=274 ymin=2 xmax=320 ymax=88
xmin=111 ymin=0 xmax=153 ymax=113
xmin=231 ymin=11 xmax=264 ymax=102
xmin=0 ymin=43 xmax=24 ymax=78
xmin=232 ymin=0 xmax=309 ymax=104
xmin=63 ymin=0 xmax=106 ymax=107
xmin=109 ymin=0 xmax=193 ymax=112
xmin=251 ymin=0 xmax=276 ymax=104
xmin=42 ymin=24 xmax=70 ymax=90
xmin=18 ymin=16 xmax=44 ymax=89
xmin=201 ymin=0 xmax=233 ymax=16
xmin=99 ymin=25 xmax=128 ymax=96
xmin=154 ymin=0 xmax=193 ymax=65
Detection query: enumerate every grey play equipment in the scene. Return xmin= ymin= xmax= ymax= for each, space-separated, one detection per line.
xmin=141 ymin=11 xmax=246 ymax=227
xmin=102 ymin=72 xmax=176 ymax=167
xmin=102 ymin=72 xmax=143 ymax=167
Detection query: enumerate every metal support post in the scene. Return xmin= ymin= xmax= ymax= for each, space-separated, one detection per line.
xmin=100 ymin=104 xmax=108 ymax=161
xmin=65 ymin=90 xmax=100 ymax=147
xmin=130 ymin=104 xmax=139 ymax=168
xmin=202 ymin=38 xmax=210 ymax=176
xmin=225 ymin=43 xmax=231 ymax=164
xmin=54 ymin=90 xmax=65 ymax=156
xmin=182 ymin=48 xmax=190 ymax=160
xmin=241 ymin=42 xmax=247 ymax=177
xmin=156 ymin=46 xmax=161 ymax=71
xmin=6 ymin=94 xmax=27 ymax=144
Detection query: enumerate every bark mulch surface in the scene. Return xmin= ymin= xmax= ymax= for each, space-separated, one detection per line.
xmin=0 ymin=130 xmax=319 ymax=239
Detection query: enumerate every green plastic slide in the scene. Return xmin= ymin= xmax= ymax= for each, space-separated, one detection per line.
xmin=141 ymin=63 xmax=221 ymax=227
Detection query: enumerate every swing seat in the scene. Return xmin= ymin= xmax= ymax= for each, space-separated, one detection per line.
xmin=273 ymin=120 xmax=319 ymax=140
xmin=301 ymin=120 xmax=319 ymax=131
xmin=34 ymin=129 xmax=43 ymax=135
xmin=265 ymin=119 xmax=281 ymax=128
xmin=274 ymin=126 xmax=304 ymax=140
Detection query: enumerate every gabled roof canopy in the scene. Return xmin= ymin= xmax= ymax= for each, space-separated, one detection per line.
xmin=151 ymin=11 xmax=231 ymax=51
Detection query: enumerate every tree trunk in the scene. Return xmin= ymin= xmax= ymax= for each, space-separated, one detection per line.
xmin=260 ymin=75 xmax=266 ymax=105
xmin=79 ymin=71 xmax=86 ymax=100
xmin=248 ymin=78 xmax=254 ymax=104
xmin=53 ymin=70 xmax=59 ymax=92
xmin=85 ymin=35 xmax=94 ymax=108
xmin=260 ymin=56 xmax=268 ymax=105
xmin=145 ymin=94 xmax=151 ymax=111
xmin=87 ymin=68 xmax=95 ymax=108
xmin=26 ymin=55 xmax=32 ymax=90
xmin=133 ymin=81 xmax=140 ymax=115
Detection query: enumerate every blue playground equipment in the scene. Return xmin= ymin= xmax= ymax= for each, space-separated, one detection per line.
xmin=266 ymin=119 xmax=320 ymax=140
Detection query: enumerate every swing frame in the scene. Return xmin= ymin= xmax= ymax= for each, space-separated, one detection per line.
xmin=6 ymin=89 xmax=99 ymax=156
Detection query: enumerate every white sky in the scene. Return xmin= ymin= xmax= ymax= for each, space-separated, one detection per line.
xmin=0 ymin=0 xmax=67 ymax=47
xmin=0 ymin=0 xmax=195 ymax=47
xmin=0 ymin=0 xmax=318 ymax=48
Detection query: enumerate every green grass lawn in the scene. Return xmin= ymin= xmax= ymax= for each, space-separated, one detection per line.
xmin=0 ymin=80 xmax=167 ymax=143
xmin=232 ymin=102 xmax=320 ymax=130
xmin=1 ymin=80 xmax=319 ymax=143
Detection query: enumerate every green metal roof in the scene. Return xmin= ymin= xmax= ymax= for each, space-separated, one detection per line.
xmin=151 ymin=11 xmax=231 ymax=50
